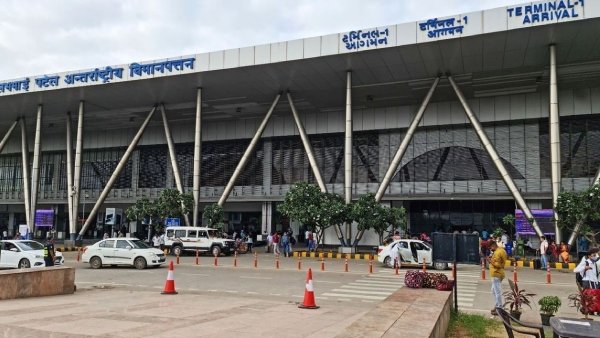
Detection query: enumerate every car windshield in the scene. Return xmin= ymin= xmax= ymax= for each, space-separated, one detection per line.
xmin=15 ymin=241 xmax=45 ymax=251
xmin=422 ymin=241 xmax=432 ymax=249
xmin=129 ymin=240 xmax=151 ymax=249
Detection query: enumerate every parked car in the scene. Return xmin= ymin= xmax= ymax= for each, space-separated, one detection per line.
xmin=82 ymin=238 xmax=166 ymax=270
xmin=377 ymin=239 xmax=448 ymax=270
xmin=0 ymin=240 xmax=64 ymax=268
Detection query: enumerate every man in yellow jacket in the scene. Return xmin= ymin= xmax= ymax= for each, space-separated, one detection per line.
xmin=488 ymin=241 xmax=507 ymax=315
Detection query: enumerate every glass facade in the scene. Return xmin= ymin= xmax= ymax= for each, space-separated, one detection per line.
xmin=539 ymin=115 xmax=600 ymax=178
xmin=408 ymin=199 xmax=517 ymax=234
xmin=0 ymin=114 xmax=597 ymax=200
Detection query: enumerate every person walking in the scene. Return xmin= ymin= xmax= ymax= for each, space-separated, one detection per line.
xmin=266 ymin=232 xmax=273 ymax=253
xmin=574 ymin=248 xmax=599 ymax=290
xmin=247 ymin=232 xmax=253 ymax=253
xmin=559 ymin=241 xmax=570 ymax=264
xmin=305 ymin=228 xmax=312 ymax=252
xmin=281 ymin=232 xmax=290 ymax=257
xmin=578 ymin=235 xmax=589 ymax=261
xmin=272 ymin=232 xmax=280 ymax=255
xmin=489 ymin=241 xmax=507 ymax=316
xmin=159 ymin=232 xmax=165 ymax=251
xmin=540 ymin=236 xmax=549 ymax=269
xmin=152 ymin=234 xmax=160 ymax=248
xmin=43 ymin=237 xmax=56 ymax=267
xmin=549 ymin=240 xmax=559 ymax=263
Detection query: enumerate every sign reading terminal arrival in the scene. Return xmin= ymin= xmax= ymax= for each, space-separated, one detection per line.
xmin=507 ymin=0 xmax=585 ymax=25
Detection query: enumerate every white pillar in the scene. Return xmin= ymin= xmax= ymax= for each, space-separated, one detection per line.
xmin=344 ymin=71 xmax=352 ymax=244
xmin=20 ymin=118 xmax=31 ymax=232
xmin=549 ymin=44 xmax=562 ymax=243
xmin=72 ymin=101 xmax=84 ymax=240
xmin=161 ymin=104 xmax=191 ymax=227
xmin=66 ymin=113 xmax=75 ymax=240
xmin=193 ymin=88 xmax=202 ymax=226
xmin=30 ymin=105 xmax=43 ymax=235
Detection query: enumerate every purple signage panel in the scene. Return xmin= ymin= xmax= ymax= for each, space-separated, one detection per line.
xmin=515 ymin=209 xmax=555 ymax=235
xmin=34 ymin=209 xmax=54 ymax=227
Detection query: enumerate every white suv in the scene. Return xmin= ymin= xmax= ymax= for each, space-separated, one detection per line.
xmin=164 ymin=226 xmax=235 ymax=257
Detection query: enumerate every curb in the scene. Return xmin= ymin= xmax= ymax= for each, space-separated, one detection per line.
xmin=292 ymin=251 xmax=376 ymax=260
xmin=56 ymin=247 xmax=83 ymax=252
xmin=506 ymin=260 xmax=575 ymax=270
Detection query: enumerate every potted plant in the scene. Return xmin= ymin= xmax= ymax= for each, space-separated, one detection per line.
xmin=538 ymin=296 xmax=561 ymax=326
xmin=503 ymin=279 xmax=536 ymax=320
xmin=568 ymin=285 xmax=597 ymax=321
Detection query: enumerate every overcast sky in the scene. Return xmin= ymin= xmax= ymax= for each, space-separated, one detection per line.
xmin=0 ymin=0 xmax=526 ymax=79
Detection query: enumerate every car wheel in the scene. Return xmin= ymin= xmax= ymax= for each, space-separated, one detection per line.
xmin=134 ymin=257 xmax=147 ymax=270
xmin=383 ymin=256 xmax=391 ymax=268
xmin=90 ymin=256 xmax=102 ymax=269
xmin=18 ymin=258 xmax=31 ymax=269
xmin=172 ymin=246 xmax=183 ymax=256
xmin=433 ymin=262 xmax=448 ymax=271
xmin=211 ymin=246 xmax=221 ymax=257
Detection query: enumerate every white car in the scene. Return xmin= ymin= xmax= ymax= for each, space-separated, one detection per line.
xmin=82 ymin=238 xmax=166 ymax=270
xmin=0 ymin=240 xmax=64 ymax=268
xmin=377 ymin=239 xmax=448 ymax=270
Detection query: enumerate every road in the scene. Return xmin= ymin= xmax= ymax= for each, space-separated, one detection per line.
xmin=65 ymin=250 xmax=581 ymax=321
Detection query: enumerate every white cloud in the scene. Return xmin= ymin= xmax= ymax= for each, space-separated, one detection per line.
xmin=0 ymin=0 xmax=526 ymax=79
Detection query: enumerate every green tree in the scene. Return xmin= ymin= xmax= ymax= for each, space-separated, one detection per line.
xmin=203 ymin=204 xmax=225 ymax=231
xmin=155 ymin=189 xmax=193 ymax=221
xmin=125 ymin=197 xmax=159 ymax=231
xmin=502 ymin=214 xmax=516 ymax=236
xmin=125 ymin=189 xmax=193 ymax=233
xmin=350 ymin=193 xmax=407 ymax=245
xmin=555 ymin=183 xmax=600 ymax=247
xmin=278 ymin=182 xmax=350 ymax=248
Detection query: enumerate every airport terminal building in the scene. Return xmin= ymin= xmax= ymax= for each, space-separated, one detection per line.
xmin=0 ymin=1 xmax=599 ymax=245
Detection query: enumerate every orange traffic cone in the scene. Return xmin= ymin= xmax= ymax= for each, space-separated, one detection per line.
xmin=298 ymin=268 xmax=319 ymax=309
xmin=161 ymin=261 xmax=178 ymax=295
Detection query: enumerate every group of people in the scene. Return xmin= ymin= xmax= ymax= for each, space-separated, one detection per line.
xmin=266 ymin=229 xmax=296 ymax=257
xmin=539 ymin=236 xmax=572 ymax=267
xmin=151 ymin=232 xmax=166 ymax=250
xmin=487 ymin=236 xmax=600 ymax=316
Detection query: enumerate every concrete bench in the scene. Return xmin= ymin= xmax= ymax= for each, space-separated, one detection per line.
xmin=0 ymin=266 xmax=75 ymax=300
xmin=337 ymin=287 xmax=452 ymax=338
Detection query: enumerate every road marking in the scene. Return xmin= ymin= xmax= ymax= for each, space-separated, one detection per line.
xmin=330 ymin=289 xmax=391 ymax=295
xmin=269 ymin=293 xmax=281 ymax=296
xmin=341 ymin=285 xmax=398 ymax=291
xmin=225 ymin=290 xmax=239 ymax=293
xmin=246 ymin=291 xmax=258 ymax=294
xmin=316 ymin=280 xmax=342 ymax=284
xmin=240 ymin=276 xmax=272 ymax=280
xmin=322 ymin=293 xmax=386 ymax=300
xmin=179 ymin=273 xmax=210 ymax=276
xmin=353 ymin=280 xmax=401 ymax=286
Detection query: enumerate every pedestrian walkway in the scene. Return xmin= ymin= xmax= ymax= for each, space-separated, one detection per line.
xmin=322 ymin=270 xmax=403 ymax=302
xmin=322 ymin=268 xmax=481 ymax=308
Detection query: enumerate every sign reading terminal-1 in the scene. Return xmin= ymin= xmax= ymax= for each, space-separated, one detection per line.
xmin=507 ymin=0 xmax=585 ymax=25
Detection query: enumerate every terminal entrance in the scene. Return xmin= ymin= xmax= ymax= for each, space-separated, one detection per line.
xmin=405 ymin=199 xmax=518 ymax=236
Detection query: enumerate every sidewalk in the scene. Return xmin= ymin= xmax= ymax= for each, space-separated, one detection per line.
xmin=0 ymin=288 xmax=367 ymax=338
